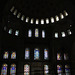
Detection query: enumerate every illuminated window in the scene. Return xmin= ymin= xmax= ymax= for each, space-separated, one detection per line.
xmin=10 ymin=64 xmax=16 ymax=75
xmin=21 ymin=15 xmax=25 ymax=21
xmin=10 ymin=6 xmax=15 ymax=12
xmin=64 ymin=53 xmax=69 ymax=60
xmin=67 ymin=30 xmax=72 ymax=35
xmin=28 ymin=30 xmax=32 ymax=37
xmin=35 ymin=29 xmax=39 ymax=37
xmin=25 ymin=48 xmax=30 ymax=59
xmin=41 ymin=19 xmax=44 ymax=24
xmin=36 ymin=19 xmax=39 ymax=24
xmin=44 ymin=49 xmax=48 ymax=60
xmin=34 ymin=48 xmax=39 ymax=60
xmin=24 ymin=64 xmax=30 ymax=75
xmin=57 ymin=65 xmax=63 ymax=74
xmin=55 ymin=33 xmax=58 ymax=38
xmin=61 ymin=32 xmax=66 ymax=37
xmin=42 ymin=30 xmax=45 ymax=38
xmin=17 ymin=13 xmax=21 ymax=18
xmin=3 ymin=51 xmax=9 ymax=59
xmin=13 ymin=9 xmax=17 ymax=15
xmin=25 ymin=17 xmax=29 ymax=23
xmin=65 ymin=65 xmax=70 ymax=74
xmin=60 ymin=13 xmax=64 ymax=19
xmin=30 ymin=18 xmax=34 ymax=24
xmin=11 ymin=52 xmax=16 ymax=59
xmin=46 ymin=18 xmax=49 ymax=24
xmin=57 ymin=53 xmax=62 ymax=60
xmin=55 ymin=15 xmax=59 ymax=21
xmin=51 ymin=17 xmax=54 ymax=23
xmin=44 ymin=65 xmax=49 ymax=74
xmin=15 ymin=30 xmax=19 ymax=36
xmin=1 ymin=64 xmax=8 ymax=75
xmin=64 ymin=10 xmax=68 ymax=16
xmin=8 ymin=29 xmax=12 ymax=34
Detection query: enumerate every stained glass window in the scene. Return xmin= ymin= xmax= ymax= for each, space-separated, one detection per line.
xmin=10 ymin=64 xmax=16 ymax=75
xmin=64 ymin=53 xmax=69 ymax=60
xmin=44 ymin=65 xmax=49 ymax=74
xmin=57 ymin=65 xmax=63 ymax=74
xmin=3 ymin=51 xmax=9 ymax=59
xmin=35 ymin=29 xmax=39 ymax=37
xmin=1 ymin=64 xmax=8 ymax=75
xmin=24 ymin=64 xmax=30 ymax=75
xmin=65 ymin=65 xmax=70 ymax=73
xmin=28 ymin=30 xmax=32 ymax=37
xmin=25 ymin=48 xmax=30 ymax=59
xmin=42 ymin=30 xmax=45 ymax=38
xmin=44 ymin=49 xmax=48 ymax=60
xmin=57 ymin=53 xmax=62 ymax=60
xmin=11 ymin=52 xmax=16 ymax=59
xmin=34 ymin=48 xmax=39 ymax=60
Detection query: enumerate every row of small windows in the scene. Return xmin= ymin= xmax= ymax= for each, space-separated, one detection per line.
xmin=57 ymin=65 xmax=71 ymax=75
xmin=1 ymin=64 xmax=70 ymax=75
xmin=54 ymin=29 xmax=72 ymax=38
xmin=1 ymin=64 xmax=16 ymax=75
xmin=28 ymin=29 xmax=45 ymax=38
xmin=2 ymin=49 xmax=48 ymax=60
xmin=3 ymin=51 xmax=16 ymax=59
xmin=3 ymin=51 xmax=69 ymax=61
xmin=57 ymin=53 xmax=69 ymax=60
xmin=4 ymin=27 xmax=45 ymax=38
xmin=10 ymin=6 xmax=68 ymax=25
xmin=25 ymin=48 xmax=48 ymax=60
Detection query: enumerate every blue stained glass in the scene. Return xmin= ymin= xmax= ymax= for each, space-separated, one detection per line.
xmin=44 ymin=49 xmax=48 ymax=60
xmin=10 ymin=64 xmax=16 ymax=75
xmin=1 ymin=64 xmax=7 ymax=75
xmin=34 ymin=49 xmax=39 ymax=60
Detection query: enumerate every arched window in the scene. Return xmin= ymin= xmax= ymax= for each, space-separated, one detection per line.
xmin=8 ymin=29 xmax=12 ymax=34
xmin=42 ymin=30 xmax=45 ymax=38
xmin=10 ymin=64 xmax=16 ymax=75
xmin=57 ymin=65 xmax=63 ymax=74
xmin=55 ymin=15 xmax=59 ymax=21
xmin=25 ymin=48 xmax=30 ymax=59
xmin=65 ymin=65 xmax=70 ymax=73
xmin=3 ymin=51 xmax=9 ymax=59
xmin=15 ymin=30 xmax=19 ymax=36
xmin=24 ymin=64 xmax=30 ymax=75
xmin=57 ymin=53 xmax=62 ymax=60
xmin=44 ymin=49 xmax=48 ymax=60
xmin=44 ymin=65 xmax=49 ymax=74
xmin=55 ymin=33 xmax=58 ymax=38
xmin=64 ymin=53 xmax=69 ymax=60
xmin=1 ymin=64 xmax=8 ymax=75
xmin=61 ymin=32 xmax=66 ymax=37
xmin=51 ymin=17 xmax=54 ymax=23
xmin=28 ymin=30 xmax=32 ymax=37
xmin=35 ymin=29 xmax=39 ymax=37
xmin=34 ymin=48 xmax=39 ymax=60
xmin=11 ymin=52 xmax=16 ymax=59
